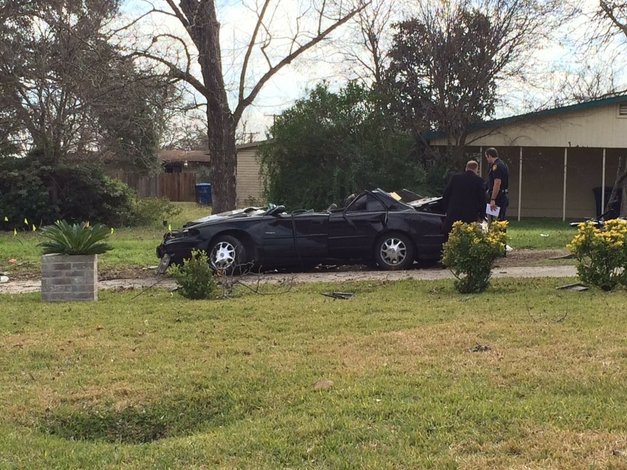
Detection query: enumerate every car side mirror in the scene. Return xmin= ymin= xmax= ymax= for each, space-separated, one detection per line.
xmin=267 ymin=205 xmax=286 ymax=216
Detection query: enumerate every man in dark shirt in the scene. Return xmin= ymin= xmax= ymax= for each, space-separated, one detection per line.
xmin=485 ymin=147 xmax=509 ymax=221
xmin=441 ymin=160 xmax=486 ymax=233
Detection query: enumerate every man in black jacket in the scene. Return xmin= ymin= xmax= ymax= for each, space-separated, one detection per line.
xmin=441 ymin=160 xmax=486 ymax=233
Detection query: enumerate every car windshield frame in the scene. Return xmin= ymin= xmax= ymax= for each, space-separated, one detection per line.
xmin=352 ymin=189 xmax=414 ymax=212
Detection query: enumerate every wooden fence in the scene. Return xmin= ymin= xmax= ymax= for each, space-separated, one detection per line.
xmin=159 ymin=173 xmax=197 ymax=202
xmin=110 ymin=171 xmax=197 ymax=202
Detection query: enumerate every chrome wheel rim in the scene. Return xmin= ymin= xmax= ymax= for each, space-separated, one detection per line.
xmin=211 ymin=241 xmax=236 ymax=269
xmin=380 ymin=237 xmax=407 ymax=266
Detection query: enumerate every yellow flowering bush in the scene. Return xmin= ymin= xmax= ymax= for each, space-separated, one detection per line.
xmin=442 ymin=221 xmax=508 ymax=293
xmin=567 ymin=219 xmax=627 ymax=291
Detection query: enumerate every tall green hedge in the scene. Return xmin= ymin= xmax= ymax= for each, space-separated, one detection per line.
xmin=260 ymin=82 xmax=425 ymax=210
xmin=0 ymin=155 xmax=137 ymax=230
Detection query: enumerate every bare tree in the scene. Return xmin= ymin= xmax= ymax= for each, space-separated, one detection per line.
xmin=126 ymin=0 xmax=367 ymax=213
xmin=161 ymin=112 xmax=208 ymax=150
xmin=543 ymin=0 xmax=626 ymax=107
xmin=0 ymin=0 xmax=174 ymax=169
xmin=338 ymin=0 xmax=398 ymax=85
xmin=544 ymin=65 xmax=624 ymax=107
xmin=382 ymin=0 xmax=567 ymax=174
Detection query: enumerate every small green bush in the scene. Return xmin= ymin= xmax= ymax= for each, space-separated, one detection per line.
xmin=442 ymin=221 xmax=508 ymax=293
xmin=39 ymin=220 xmax=113 ymax=255
xmin=130 ymin=198 xmax=182 ymax=227
xmin=568 ymin=219 xmax=627 ymax=291
xmin=168 ymin=249 xmax=216 ymax=300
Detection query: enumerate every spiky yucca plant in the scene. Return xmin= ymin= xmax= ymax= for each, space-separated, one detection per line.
xmin=39 ymin=220 xmax=113 ymax=255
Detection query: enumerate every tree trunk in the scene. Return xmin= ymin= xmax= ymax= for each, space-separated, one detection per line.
xmin=180 ymin=0 xmax=238 ymax=212
xmin=198 ymin=8 xmax=237 ymax=213
xmin=207 ymin=110 xmax=237 ymax=213
xmin=607 ymin=156 xmax=627 ymax=218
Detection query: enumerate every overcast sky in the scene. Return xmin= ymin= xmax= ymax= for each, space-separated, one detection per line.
xmin=121 ymin=0 xmax=626 ymax=140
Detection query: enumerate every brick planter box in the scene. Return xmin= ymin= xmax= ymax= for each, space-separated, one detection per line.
xmin=41 ymin=254 xmax=98 ymax=302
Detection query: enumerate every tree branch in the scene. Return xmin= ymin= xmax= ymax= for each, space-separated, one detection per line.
xmin=233 ymin=2 xmax=367 ymax=123
xmin=239 ymin=0 xmax=272 ymax=105
xmin=164 ymin=0 xmax=190 ymax=29
xmin=127 ymin=50 xmax=209 ymax=97
xmin=107 ymin=6 xmax=175 ymax=37
xmin=600 ymin=1 xmax=627 ymax=38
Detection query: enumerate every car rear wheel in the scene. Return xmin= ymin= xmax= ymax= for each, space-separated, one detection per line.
xmin=375 ymin=233 xmax=415 ymax=270
xmin=209 ymin=235 xmax=247 ymax=274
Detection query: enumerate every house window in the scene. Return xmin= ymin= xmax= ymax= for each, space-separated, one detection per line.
xmin=619 ymin=103 xmax=627 ymax=118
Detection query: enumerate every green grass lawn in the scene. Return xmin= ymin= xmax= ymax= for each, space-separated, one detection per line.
xmin=507 ymin=218 xmax=578 ymax=249
xmin=0 ymin=278 xmax=625 ymax=468
xmin=1 ymin=207 xmax=580 ymax=278
xmin=0 ymin=203 xmax=211 ymax=278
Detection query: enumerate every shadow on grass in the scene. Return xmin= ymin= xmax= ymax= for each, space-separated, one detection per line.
xmin=38 ymin=393 xmax=236 ymax=444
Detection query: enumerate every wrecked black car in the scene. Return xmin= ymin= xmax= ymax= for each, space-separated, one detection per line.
xmin=156 ymin=189 xmax=446 ymax=273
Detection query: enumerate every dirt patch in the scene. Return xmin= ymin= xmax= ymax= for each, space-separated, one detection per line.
xmin=1 ymin=264 xmax=158 ymax=282
xmin=493 ymin=248 xmax=572 ymax=268
xmin=0 ymin=262 xmax=39 ymax=281
xmin=99 ymin=266 xmax=159 ymax=281
xmin=1 ymin=249 xmax=577 ymax=295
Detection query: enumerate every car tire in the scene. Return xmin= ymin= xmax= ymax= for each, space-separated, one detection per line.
xmin=374 ymin=232 xmax=415 ymax=270
xmin=209 ymin=235 xmax=247 ymax=274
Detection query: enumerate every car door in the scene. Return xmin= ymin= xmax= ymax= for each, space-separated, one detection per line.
xmin=411 ymin=212 xmax=447 ymax=260
xmin=291 ymin=212 xmax=329 ymax=265
xmin=328 ymin=193 xmax=387 ymax=259
xmin=260 ymin=212 xmax=297 ymax=266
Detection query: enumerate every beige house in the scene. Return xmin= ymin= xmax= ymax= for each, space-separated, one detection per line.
xmin=146 ymin=143 xmax=267 ymax=205
xmin=429 ymin=94 xmax=627 ymax=220
xmin=236 ymin=140 xmax=266 ymax=207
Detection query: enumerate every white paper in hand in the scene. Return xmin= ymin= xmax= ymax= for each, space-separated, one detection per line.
xmin=486 ymin=203 xmax=500 ymax=217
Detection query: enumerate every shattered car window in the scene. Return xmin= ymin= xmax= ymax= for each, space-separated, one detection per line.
xmin=346 ymin=194 xmax=386 ymax=212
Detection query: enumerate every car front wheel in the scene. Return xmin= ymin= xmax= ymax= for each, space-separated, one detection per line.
xmin=374 ymin=233 xmax=415 ymax=270
xmin=209 ymin=235 xmax=246 ymax=274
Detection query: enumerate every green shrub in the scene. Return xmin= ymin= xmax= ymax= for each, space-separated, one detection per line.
xmin=45 ymin=164 xmax=137 ymax=227
xmin=260 ymin=82 xmax=425 ymax=210
xmin=0 ymin=155 xmax=138 ymax=229
xmin=0 ymin=159 xmax=51 ymax=228
xmin=39 ymin=220 xmax=113 ymax=255
xmin=442 ymin=221 xmax=508 ymax=293
xmin=130 ymin=198 xmax=182 ymax=227
xmin=567 ymin=219 xmax=627 ymax=291
xmin=168 ymin=249 xmax=216 ymax=300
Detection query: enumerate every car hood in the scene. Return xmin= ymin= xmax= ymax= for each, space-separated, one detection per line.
xmin=184 ymin=207 xmax=266 ymax=228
